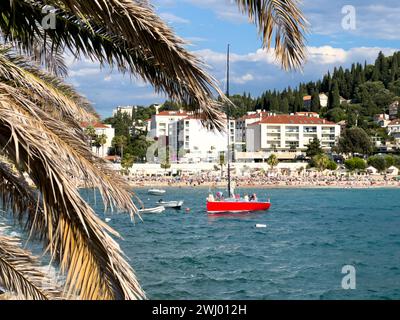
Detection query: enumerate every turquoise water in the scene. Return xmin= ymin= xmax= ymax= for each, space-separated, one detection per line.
xmin=98 ymin=187 xmax=400 ymax=300
xmin=3 ymin=187 xmax=399 ymax=299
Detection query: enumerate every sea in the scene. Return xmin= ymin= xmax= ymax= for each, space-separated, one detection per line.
xmin=2 ymin=187 xmax=400 ymax=300
xmin=98 ymin=187 xmax=400 ymax=300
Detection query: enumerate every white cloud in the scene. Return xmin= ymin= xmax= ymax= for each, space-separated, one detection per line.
xmin=63 ymin=44 xmax=400 ymax=117
xmin=69 ymin=68 xmax=99 ymax=77
xmin=302 ymin=0 xmax=400 ymax=40
xmin=159 ymin=12 xmax=190 ymax=24
xmin=232 ymin=73 xmax=254 ymax=84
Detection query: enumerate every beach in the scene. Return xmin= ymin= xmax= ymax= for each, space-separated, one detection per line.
xmin=126 ymin=172 xmax=400 ymax=189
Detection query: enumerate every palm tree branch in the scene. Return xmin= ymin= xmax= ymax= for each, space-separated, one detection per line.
xmin=0 ymin=91 xmax=145 ymax=299
xmin=0 ymin=230 xmax=63 ymax=300
xmin=1 ymin=0 xmax=226 ymax=129
xmin=235 ymin=0 xmax=308 ymax=70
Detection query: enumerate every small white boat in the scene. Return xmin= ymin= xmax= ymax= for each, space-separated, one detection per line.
xmin=148 ymin=189 xmax=166 ymax=195
xmin=157 ymin=200 xmax=184 ymax=209
xmin=139 ymin=206 xmax=166 ymax=214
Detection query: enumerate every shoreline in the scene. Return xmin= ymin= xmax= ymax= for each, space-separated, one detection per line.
xmin=127 ymin=182 xmax=400 ymax=190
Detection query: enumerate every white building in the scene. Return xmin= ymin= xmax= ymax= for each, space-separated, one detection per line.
xmin=81 ymin=122 xmax=115 ymax=158
xmin=244 ymin=114 xmax=340 ymax=160
xmin=389 ymin=101 xmax=399 ymax=120
xmin=374 ymin=114 xmax=391 ymax=128
xmin=295 ymin=111 xmax=320 ymax=118
xmin=112 ymin=105 xmax=137 ymax=118
xmin=388 ymin=119 xmax=400 ymax=142
xmin=148 ymin=110 xmax=189 ymax=138
xmin=168 ymin=115 xmax=235 ymax=163
xmin=303 ymin=93 xmax=328 ymax=109
xmin=320 ymin=93 xmax=329 ymax=108
xmin=236 ymin=110 xmax=269 ymax=150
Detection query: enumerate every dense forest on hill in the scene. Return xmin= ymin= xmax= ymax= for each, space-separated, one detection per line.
xmin=133 ymin=51 xmax=400 ymax=132
xmin=228 ymin=51 xmax=400 ymax=125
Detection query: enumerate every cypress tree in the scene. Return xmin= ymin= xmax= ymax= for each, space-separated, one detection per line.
xmin=328 ymin=80 xmax=341 ymax=109
xmin=281 ymin=97 xmax=289 ymax=113
xmin=311 ymin=91 xmax=321 ymax=112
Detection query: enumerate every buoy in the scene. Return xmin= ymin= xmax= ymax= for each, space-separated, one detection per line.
xmin=255 ymin=224 xmax=267 ymax=228
xmin=185 ymin=208 xmax=191 ymax=213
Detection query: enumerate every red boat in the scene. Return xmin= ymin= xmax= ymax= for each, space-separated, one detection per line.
xmin=206 ymin=45 xmax=272 ymax=215
xmin=207 ymin=199 xmax=271 ymax=214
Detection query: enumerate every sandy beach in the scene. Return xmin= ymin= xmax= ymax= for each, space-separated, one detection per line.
xmin=126 ymin=174 xmax=400 ymax=189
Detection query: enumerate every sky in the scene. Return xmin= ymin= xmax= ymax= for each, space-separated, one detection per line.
xmin=65 ymin=0 xmax=400 ymax=118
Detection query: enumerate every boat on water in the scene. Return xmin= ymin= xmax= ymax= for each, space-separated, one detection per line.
xmin=148 ymin=189 xmax=166 ymax=195
xmin=139 ymin=206 xmax=166 ymax=214
xmin=206 ymin=45 xmax=271 ymax=215
xmin=207 ymin=196 xmax=271 ymax=214
xmin=157 ymin=200 xmax=184 ymax=209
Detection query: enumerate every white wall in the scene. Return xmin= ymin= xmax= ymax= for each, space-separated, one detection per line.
xmin=91 ymin=125 xmax=115 ymax=158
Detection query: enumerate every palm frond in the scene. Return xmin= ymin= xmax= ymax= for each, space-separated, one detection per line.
xmin=1 ymin=0 xmax=226 ymax=129
xmin=235 ymin=0 xmax=308 ymax=70
xmin=0 ymin=228 xmax=63 ymax=300
xmin=0 ymin=45 xmax=94 ymax=120
xmin=0 ymin=160 xmax=45 ymax=237
xmin=0 ymin=86 xmax=145 ymax=299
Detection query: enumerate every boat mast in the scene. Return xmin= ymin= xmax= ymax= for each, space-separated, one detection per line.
xmin=226 ymin=44 xmax=231 ymax=198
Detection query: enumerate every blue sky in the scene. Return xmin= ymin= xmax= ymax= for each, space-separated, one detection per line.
xmin=65 ymin=0 xmax=400 ymax=118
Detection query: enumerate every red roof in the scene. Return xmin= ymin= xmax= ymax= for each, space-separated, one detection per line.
xmin=295 ymin=112 xmax=319 ymax=116
xmin=389 ymin=119 xmax=400 ymax=126
xmin=238 ymin=112 xmax=269 ymax=121
xmin=258 ymin=115 xmax=335 ymax=125
xmin=81 ymin=122 xmax=110 ymax=129
xmin=157 ymin=111 xmax=189 ymax=117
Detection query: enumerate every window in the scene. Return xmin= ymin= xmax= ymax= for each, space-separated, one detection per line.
xmin=303 ymin=126 xmax=317 ymax=133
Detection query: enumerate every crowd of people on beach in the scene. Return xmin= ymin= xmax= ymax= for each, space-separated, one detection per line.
xmin=126 ymin=170 xmax=400 ymax=189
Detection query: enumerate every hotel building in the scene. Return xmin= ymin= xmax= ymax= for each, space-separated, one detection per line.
xmin=240 ymin=114 xmax=340 ymax=161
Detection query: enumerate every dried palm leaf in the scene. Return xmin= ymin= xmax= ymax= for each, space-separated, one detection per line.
xmin=0 ymin=228 xmax=64 ymax=300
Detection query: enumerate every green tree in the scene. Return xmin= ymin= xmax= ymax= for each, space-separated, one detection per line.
xmin=112 ymin=135 xmax=128 ymax=160
xmin=280 ymin=97 xmax=289 ymax=113
xmin=121 ymin=153 xmax=135 ymax=173
xmin=327 ymin=160 xmax=338 ymax=171
xmin=345 ymin=157 xmax=366 ymax=171
xmin=313 ymin=154 xmax=330 ymax=171
xmin=337 ymin=127 xmax=373 ymax=156
xmin=328 ymin=80 xmax=341 ymax=109
xmin=326 ymin=107 xmax=346 ymax=123
xmin=306 ymin=138 xmax=323 ymax=158
xmin=95 ymin=134 xmax=108 ymax=157
xmin=84 ymin=125 xmax=97 ymax=148
xmin=219 ymin=152 xmax=226 ymax=178
xmin=267 ymin=154 xmax=279 ymax=170
xmin=367 ymin=155 xmax=387 ymax=172
xmin=310 ymin=91 xmax=320 ymax=112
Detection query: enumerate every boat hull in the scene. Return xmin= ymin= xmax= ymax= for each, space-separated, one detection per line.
xmin=139 ymin=206 xmax=165 ymax=214
xmin=157 ymin=201 xmax=184 ymax=209
xmin=148 ymin=189 xmax=166 ymax=195
xmin=207 ymin=201 xmax=271 ymax=213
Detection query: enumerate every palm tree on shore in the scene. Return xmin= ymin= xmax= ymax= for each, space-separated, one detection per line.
xmin=267 ymin=154 xmax=279 ymax=171
xmin=113 ymin=135 xmax=128 ymax=161
xmin=0 ymin=0 xmax=307 ymax=300
xmin=96 ymin=134 xmax=108 ymax=157
xmin=85 ymin=125 xmax=97 ymax=149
